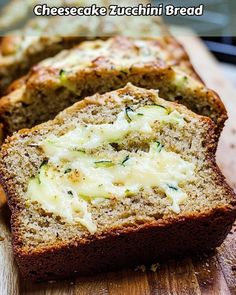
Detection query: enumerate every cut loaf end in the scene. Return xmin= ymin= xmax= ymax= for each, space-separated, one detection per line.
xmin=0 ymin=84 xmax=235 ymax=281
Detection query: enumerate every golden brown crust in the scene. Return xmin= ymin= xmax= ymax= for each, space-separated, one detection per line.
xmin=5 ymin=75 xmax=28 ymax=94
xmin=12 ymin=208 xmax=236 ymax=281
xmin=0 ymin=185 xmax=6 ymax=208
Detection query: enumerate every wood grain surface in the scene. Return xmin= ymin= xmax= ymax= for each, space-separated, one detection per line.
xmin=0 ymin=36 xmax=235 ymax=295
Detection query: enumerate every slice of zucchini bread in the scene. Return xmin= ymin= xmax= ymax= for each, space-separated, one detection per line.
xmin=0 ymin=14 xmax=184 ymax=95
xmin=0 ymin=83 xmax=235 ymax=281
xmin=0 ymin=37 xmax=226 ymax=138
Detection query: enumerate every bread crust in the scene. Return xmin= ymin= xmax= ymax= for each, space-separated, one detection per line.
xmin=12 ymin=207 xmax=236 ymax=281
xmin=0 ymin=83 xmax=235 ymax=281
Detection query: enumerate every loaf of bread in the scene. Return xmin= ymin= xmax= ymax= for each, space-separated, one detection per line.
xmin=0 ymin=83 xmax=235 ymax=281
xmin=0 ymin=13 xmax=181 ymax=95
xmin=0 ymin=36 xmax=226 ymax=138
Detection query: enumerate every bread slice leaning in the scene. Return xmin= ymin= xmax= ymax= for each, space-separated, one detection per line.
xmin=0 ymin=14 xmax=190 ymax=95
xmin=0 ymin=36 xmax=226 ymax=138
xmin=0 ymin=83 xmax=235 ymax=281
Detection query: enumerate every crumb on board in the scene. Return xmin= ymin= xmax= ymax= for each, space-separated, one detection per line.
xmin=150 ymin=263 xmax=160 ymax=272
xmin=0 ymin=236 xmax=4 ymax=241
xmin=232 ymin=129 xmax=236 ymax=134
xmin=134 ymin=265 xmax=146 ymax=272
xmin=134 ymin=263 xmax=160 ymax=273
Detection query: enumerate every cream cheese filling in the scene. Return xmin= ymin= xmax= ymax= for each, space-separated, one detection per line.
xmin=26 ymin=104 xmax=194 ymax=234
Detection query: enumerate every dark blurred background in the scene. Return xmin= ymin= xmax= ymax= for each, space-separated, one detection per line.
xmin=153 ymin=0 xmax=236 ymax=64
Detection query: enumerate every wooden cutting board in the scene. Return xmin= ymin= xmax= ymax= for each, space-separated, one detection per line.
xmin=0 ymin=36 xmax=235 ymax=295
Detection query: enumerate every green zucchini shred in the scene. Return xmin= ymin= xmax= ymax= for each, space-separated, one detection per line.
xmin=120 ymin=69 xmax=128 ymax=74
xmin=64 ymin=168 xmax=72 ymax=174
xmin=154 ymin=104 xmax=166 ymax=109
xmin=94 ymin=160 xmax=114 ymax=168
xmin=67 ymin=190 xmax=73 ymax=197
xmin=125 ymin=106 xmax=134 ymax=123
xmin=167 ymin=184 xmax=178 ymax=191
xmin=59 ymin=69 xmax=66 ymax=78
xmin=40 ymin=159 xmax=48 ymax=168
xmin=121 ymin=155 xmax=130 ymax=166
xmin=125 ymin=189 xmax=134 ymax=196
xmin=155 ymin=141 xmax=164 ymax=152
xmin=72 ymin=148 xmax=86 ymax=153
xmin=36 ymin=176 xmax=41 ymax=185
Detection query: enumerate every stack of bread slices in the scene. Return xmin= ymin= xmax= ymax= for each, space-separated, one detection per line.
xmin=0 ymin=11 xmax=235 ymax=282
